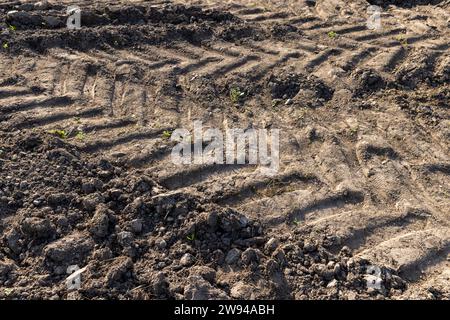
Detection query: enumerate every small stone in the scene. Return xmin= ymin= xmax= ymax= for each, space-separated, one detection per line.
xmin=221 ymin=237 xmax=231 ymax=246
xmin=92 ymin=248 xmax=113 ymax=261
xmin=346 ymin=258 xmax=355 ymax=268
xmin=21 ymin=217 xmax=54 ymax=239
xmin=53 ymin=266 xmax=65 ymax=275
xmin=110 ymin=152 xmax=126 ymax=158
xmin=180 ymin=253 xmax=195 ymax=267
xmin=183 ymin=275 xmax=229 ymax=299
xmin=322 ymin=269 xmax=335 ymax=281
xmin=313 ymin=263 xmax=326 ymax=274
xmin=390 ymin=275 xmax=406 ymax=290
xmin=130 ymin=197 xmax=144 ymax=212
xmin=225 ymin=248 xmax=242 ymax=265
xmin=264 ymin=237 xmax=279 ymax=253
xmin=44 ymin=233 xmax=94 ymax=263
xmin=155 ymin=238 xmax=167 ymax=250
xmin=282 ymin=243 xmax=295 ymax=251
xmin=98 ymin=170 xmax=112 ymax=179
xmin=130 ymin=219 xmax=143 ymax=234
xmin=273 ymin=248 xmax=287 ymax=266
xmin=333 ymin=263 xmax=342 ymax=276
xmin=230 ymin=281 xmax=254 ymax=299
xmin=285 ymin=98 xmax=293 ymax=105
xmin=105 ymin=256 xmax=133 ymax=285
xmin=266 ymin=259 xmax=279 ymax=275
xmin=346 ymin=292 xmax=357 ymax=300
xmin=238 ymin=215 xmax=248 ymax=228
xmin=241 ymin=248 xmax=259 ymax=265
xmin=109 ymin=189 xmax=122 ymax=199
xmin=89 ymin=205 xmax=111 ymax=238
xmin=327 ymin=279 xmax=338 ymax=288
xmin=190 ymin=266 xmax=216 ymax=284
xmin=303 ymin=240 xmax=317 ymax=253
xmin=340 ymin=246 xmax=352 ymax=255
xmin=117 ymin=231 xmax=134 ymax=248
xmin=150 ymin=272 xmax=169 ymax=296
xmin=42 ymin=16 xmax=62 ymax=28
xmin=5 ymin=229 xmax=22 ymax=254
xmin=0 ymin=259 xmax=16 ymax=280
xmin=313 ymin=263 xmax=335 ymax=281
xmin=211 ymin=249 xmax=225 ymax=265
xmin=34 ymin=1 xmax=50 ymax=10
xmin=6 ymin=10 xmax=18 ymax=17
xmin=19 ymin=3 xmax=34 ymax=11
xmin=82 ymin=194 xmax=103 ymax=212
xmin=56 ymin=216 xmax=69 ymax=228
xmin=207 ymin=212 xmax=218 ymax=229
xmin=47 ymin=193 xmax=68 ymax=206
xmin=19 ymin=181 xmax=28 ymax=190
xmin=81 ymin=182 xmax=96 ymax=194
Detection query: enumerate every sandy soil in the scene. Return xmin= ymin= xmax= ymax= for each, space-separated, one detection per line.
xmin=0 ymin=0 xmax=449 ymax=300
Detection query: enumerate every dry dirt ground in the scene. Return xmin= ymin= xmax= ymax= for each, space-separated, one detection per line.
xmin=0 ymin=0 xmax=449 ymax=300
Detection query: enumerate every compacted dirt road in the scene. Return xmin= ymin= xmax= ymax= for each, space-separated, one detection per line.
xmin=0 ymin=0 xmax=449 ymax=299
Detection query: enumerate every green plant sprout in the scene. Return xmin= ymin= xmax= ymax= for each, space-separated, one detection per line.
xmin=230 ymin=87 xmax=245 ymax=103
xmin=327 ymin=31 xmax=337 ymax=39
xmin=162 ymin=130 xmax=172 ymax=139
xmin=186 ymin=233 xmax=195 ymax=241
xmin=75 ymin=131 xmax=85 ymax=140
xmin=2 ymin=42 xmax=9 ymax=49
xmin=48 ymin=129 xmax=68 ymax=139
xmin=349 ymin=126 xmax=359 ymax=136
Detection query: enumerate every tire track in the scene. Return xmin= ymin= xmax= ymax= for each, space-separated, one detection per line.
xmin=1 ymin=1 xmax=448 ymax=298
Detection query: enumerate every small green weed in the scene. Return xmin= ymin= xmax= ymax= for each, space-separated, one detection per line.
xmin=162 ymin=130 xmax=172 ymax=139
xmin=327 ymin=31 xmax=337 ymax=39
xmin=75 ymin=131 xmax=85 ymax=140
xmin=186 ymin=233 xmax=195 ymax=241
xmin=48 ymin=129 xmax=68 ymax=139
xmin=230 ymin=87 xmax=245 ymax=104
